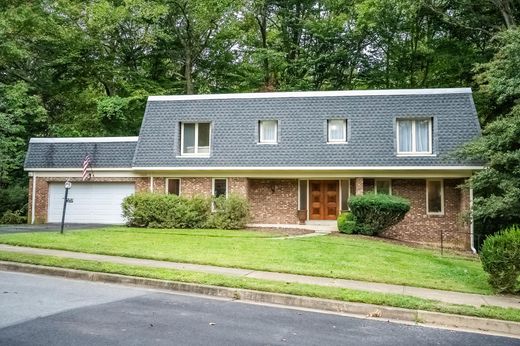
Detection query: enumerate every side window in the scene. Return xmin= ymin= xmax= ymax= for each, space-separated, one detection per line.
xmin=427 ymin=179 xmax=444 ymax=215
xmin=327 ymin=119 xmax=347 ymax=143
xmin=166 ymin=179 xmax=180 ymax=195
xmin=181 ymin=122 xmax=211 ymax=155
xmin=213 ymin=178 xmax=227 ymax=198
xmin=340 ymin=179 xmax=350 ymax=211
xmin=259 ymin=120 xmax=278 ymax=143
xmin=375 ymin=179 xmax=391 ymax=195
xmin=397 ymin=118 xmax=432 ymax=154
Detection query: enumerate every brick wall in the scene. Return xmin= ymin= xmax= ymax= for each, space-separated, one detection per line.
xmin=135 ymin=177 xmax=150 ymax=193
xmin=228 ymin=177 xmax=248 ymax=197
xmin=153 ymin=177 xmax=166 ymax=194
xmin=180 ymin=177 xmax=212 ymax=197
xmin=248 ymin=179 xmax=298 ymax=224
xmin=383 ymin=179 xmax=470 ymax=249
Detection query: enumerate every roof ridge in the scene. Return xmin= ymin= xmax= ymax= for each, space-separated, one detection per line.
xmin=29 ymin=137 xmax=139 ymax=143
xmin=148 ymin=88 xmax=472 ymax=101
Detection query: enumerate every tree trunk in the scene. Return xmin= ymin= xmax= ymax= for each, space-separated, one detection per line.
xmin=184 ymin=48 xmax=194 ymax=95
xmin=492 ymin=0 xmax=516 ymax=28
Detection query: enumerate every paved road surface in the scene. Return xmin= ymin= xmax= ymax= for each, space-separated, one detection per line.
xmin=0 ymin=271 xmax=517 ymax=346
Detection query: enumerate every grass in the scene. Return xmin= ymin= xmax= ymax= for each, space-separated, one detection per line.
xmin=0 ymin=227 xmax=491 ymax=294
xmin=0 ymin=250 xmax=518 ymax=323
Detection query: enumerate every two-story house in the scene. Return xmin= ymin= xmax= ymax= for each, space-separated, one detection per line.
xmin=24 ymin=88 xmax=482 ymax=249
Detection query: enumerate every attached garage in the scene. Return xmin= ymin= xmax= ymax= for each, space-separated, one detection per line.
xmin=47 ymin=182 xmax=135 ymax=224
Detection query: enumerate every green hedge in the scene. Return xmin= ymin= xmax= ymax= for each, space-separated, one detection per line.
xmin=348 ymin=193 xmax=410 ymax=236
xmin=337 ymin=212 xmax=356 ymax=234
xmin=480 ymin=225 xmax=520 ymax=293
xmin=121 ymin=193 xmax=250 ymax=230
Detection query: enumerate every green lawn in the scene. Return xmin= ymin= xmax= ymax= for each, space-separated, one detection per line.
xmin=1 ymin=250 xmax=518 ymax=322
xmin=0 ymin=227 xmax=491 ymax=294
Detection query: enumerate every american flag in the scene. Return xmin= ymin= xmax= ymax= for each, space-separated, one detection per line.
xmin=82 ymin=154 xmax=92 ymax=181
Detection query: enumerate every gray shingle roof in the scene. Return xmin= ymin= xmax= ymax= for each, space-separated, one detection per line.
xmin=132 ymin=89 xmax=481 ymax=168
xmin=24 ymin=138 xmax=138 ymax=169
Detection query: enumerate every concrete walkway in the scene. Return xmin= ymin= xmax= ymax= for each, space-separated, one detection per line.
xmin=1 ymin=244 xmax=518 ymax=309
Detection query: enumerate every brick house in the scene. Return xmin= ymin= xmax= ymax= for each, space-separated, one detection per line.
xmin=24 ymin=89 xmax=482 ymax=250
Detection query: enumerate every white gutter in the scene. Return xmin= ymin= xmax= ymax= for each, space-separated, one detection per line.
xmin=31 ymin=173 xmax=36 ymax=224
xmin=470 ymin=187 xmax=477 ymax=254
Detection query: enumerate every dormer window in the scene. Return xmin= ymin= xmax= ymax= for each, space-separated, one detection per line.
xmin=259 ymin=120 xmax=278 ymax=144
xmin=327 ymin=119 xmax=347 ymax=143
xmin=181 ymin=122 xmax=210 ymax=156
xmin=397 ymin=118 xmax=432 ymax=155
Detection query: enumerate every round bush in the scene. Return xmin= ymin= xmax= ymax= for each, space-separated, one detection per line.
xmin=337 ymin=212 xmax=356 ymax=234
xmin=348 ymin=193 xmax=410 ymax=236
xmin=480 ymin=225 xmax=520 ymax=293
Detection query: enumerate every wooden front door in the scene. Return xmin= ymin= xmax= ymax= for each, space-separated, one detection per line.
xmin=309 ymin=180 xmax=339 ymax=220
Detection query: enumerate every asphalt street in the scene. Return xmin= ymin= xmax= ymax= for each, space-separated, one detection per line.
xmin=0 ymin=271 xmax=518 ymax=346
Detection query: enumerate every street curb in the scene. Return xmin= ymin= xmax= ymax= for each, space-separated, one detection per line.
xmin=1 ymin=261 xmax=519 ymax=337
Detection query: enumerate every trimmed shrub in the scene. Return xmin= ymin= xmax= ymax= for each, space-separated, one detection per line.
xmin=122 ymin=193 xmax=250 ymax=230
xmin=480 ymin=225 xmax=520 ymax=293
xmin=122 ymin=193 xmax=211 ymax=229
xmin=206 ymin=194 xmax=250 ymax=230
xmin=0 ymin=210 xmax=26 ymax=225
xmin=348 ymin=193 xmax=410 ymax=236
xmin=337 ymin=212 xmax=356 ymax=234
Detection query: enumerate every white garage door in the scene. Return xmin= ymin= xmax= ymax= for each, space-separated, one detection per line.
xmin=48 ymin=182 xmax=135 ymax=224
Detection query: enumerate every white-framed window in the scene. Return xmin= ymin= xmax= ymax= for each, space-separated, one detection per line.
xmin=212 ymin=178 xmax=228 ymax=198
xmin=259 ymin=120 xmax=278 ymax=144
xmin=426 ymin=179 xmax=444 ymax=215
xmin=166 ymin=178 xmax=181 ymax=195
xmin=327 ymin=119 xmax=347 ymax=143
xmin=298 ymin=179 xmax=308 ymax=211
xmin=375 ymin=179 xmax=391 ymax=195
xmin=181 ymin=122 xmax=211 ymax=156
xmin=397 ymin=118 xmax=432 ymax=154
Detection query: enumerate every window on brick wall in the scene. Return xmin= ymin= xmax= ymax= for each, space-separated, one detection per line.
xmin=166 ymin=178 xmax=180 ymax=195
xmin=375 ymin=179 xmax=391 ymax=195
xmin=340 ymin=179 xmax=350 ymax=211
xmin=427 ymin=179 xmax=444 ymax=215
xmin=213 ymin=178 xmax=227 ymax=198
xmin=298 ymin=180 xmax=308 ymax=210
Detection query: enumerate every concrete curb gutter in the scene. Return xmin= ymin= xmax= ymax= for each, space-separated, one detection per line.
xmin=1 ymin=261 xmax=519 ymax=338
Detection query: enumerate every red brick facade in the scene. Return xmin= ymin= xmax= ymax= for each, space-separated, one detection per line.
xmin=382 ymin=179 xmax=470 ymax=249
xmin=248 ymin=179 xmax=299 ymax=224
xmin=28 ymin=174 xmax=471 ymax=249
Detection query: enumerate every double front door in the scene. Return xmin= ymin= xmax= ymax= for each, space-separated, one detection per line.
xmin=309 ymin=180 xmax=339 ymax=220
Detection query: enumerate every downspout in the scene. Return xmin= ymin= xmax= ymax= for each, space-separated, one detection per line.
xmin=31 ymin=173 xmax=36 ymax=224
xmin=470 ymin=187 xmax=477 ymax=254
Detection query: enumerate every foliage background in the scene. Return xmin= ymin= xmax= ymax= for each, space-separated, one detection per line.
xmin=1 ymin=0 xmax=518 ymax=234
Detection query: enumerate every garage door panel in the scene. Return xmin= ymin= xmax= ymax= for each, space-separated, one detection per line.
xmin=48 ymin=183 xmax=135 ymax=224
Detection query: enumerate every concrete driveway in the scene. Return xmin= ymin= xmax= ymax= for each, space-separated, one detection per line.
xmin=0 ymin=223 xmax=113 ymax=234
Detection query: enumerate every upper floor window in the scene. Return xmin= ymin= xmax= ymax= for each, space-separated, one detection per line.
xmin=259 ymin=120 xmax=278 ymax=144
xmin=328 ymin=119 xmax=347 ymax=143
xmin=397 ymin=118 xmax=432 ymax=154
xmin=182 ymin=122 xmax=210 ymax=156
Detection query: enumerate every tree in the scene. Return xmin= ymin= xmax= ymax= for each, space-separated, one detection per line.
xmin=459 ymin=28 xmax=520 ymax=235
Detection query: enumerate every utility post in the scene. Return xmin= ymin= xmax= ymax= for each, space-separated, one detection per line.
xmin=60 ymin=180 xmax=72 ymax=234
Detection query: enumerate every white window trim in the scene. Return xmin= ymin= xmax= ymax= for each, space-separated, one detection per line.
xmin=339 ymin=179 xmax=350 ymax=211
xmin=212 ymin=178 xmax=228 ymax=198
xmin=327 ymin=119 xmax=347 ymax=143
xmin=426 ymin=179 xmax=444 ymax=215
xmin=259 ymin=120 xmax=278 ymax=144
xmin=165 ymin=178 xmax=182 ymax=195
xmin=181 ymin=122 xmax=211 ymax=157
xmin=374 ymin=179 xmax=392 ymax=195
xmin=396 ymin=118 xmax=432 ymax=155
